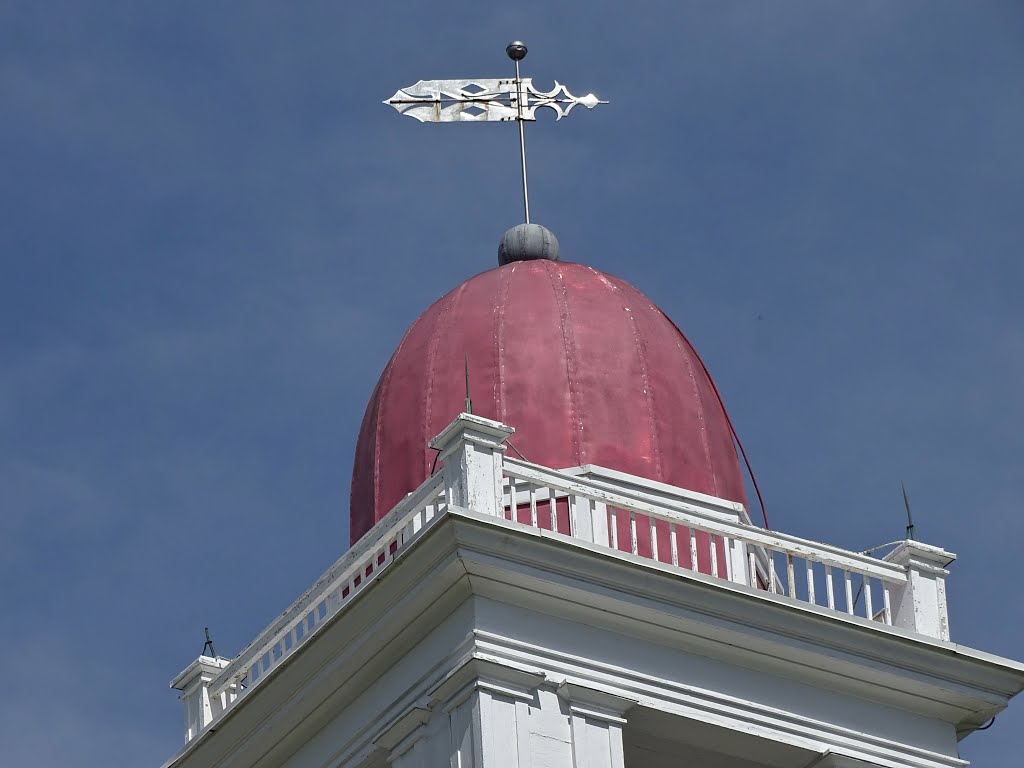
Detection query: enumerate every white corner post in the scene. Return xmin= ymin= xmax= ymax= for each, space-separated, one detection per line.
xmin=372 ymin=706 xmax=433 ymax=768
xmin=728 ymin=538 xmax=752 ymax=587
xmin=373 ymin=660 xmax=633 ymax=768
xmin=373 ymin=659 xmax=546 ymax=768
xmin=572 ymin=495 xmax=610 ymax=548
xmin=883 ymin=540 xmax=956 ymax=641
xmin=170 ymin=655 xmax=234 ymax=743
xmin=429 ymin=413 xmax=515 ymax=518
xmin=558 ymin=682 xmax=633 ymax=768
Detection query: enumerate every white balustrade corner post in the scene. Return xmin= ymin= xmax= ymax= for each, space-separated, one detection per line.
xmin=572 ymin=495 xmax=609 ymax=547
xmin=882 ymin=540 xmax=956 ymax=641
xmin=170 ymin=655 xmax=233 ymax=743
xmin=728 ymin=538 xmax=751 ymax=587
xmin=429 ymin=413 xmax=515 ymax=518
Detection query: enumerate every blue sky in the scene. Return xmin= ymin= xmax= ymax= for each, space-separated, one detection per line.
xmin=2 ymin=2 xmax=1023 ymax=765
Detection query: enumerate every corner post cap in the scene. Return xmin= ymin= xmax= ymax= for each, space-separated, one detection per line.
xmin=429 ymin=412 xmax=515 ymax=455
xmin=884 ymin=539 xmax=956 ymax=573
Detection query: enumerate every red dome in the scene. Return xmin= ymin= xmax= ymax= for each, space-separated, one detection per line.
xmin=350 ymin=259 xmax=745 ymax=544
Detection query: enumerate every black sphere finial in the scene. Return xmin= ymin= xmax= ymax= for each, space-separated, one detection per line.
xmin=506 ymin=41 xmax=528 ymax=61
xmin=498 ymin=223 xmax=560 ymax=266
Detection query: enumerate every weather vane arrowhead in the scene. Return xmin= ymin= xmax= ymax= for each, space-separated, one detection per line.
xmin=383 ymin=41 xmax=606 ymax=225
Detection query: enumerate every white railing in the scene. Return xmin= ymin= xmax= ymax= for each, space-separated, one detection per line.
xmin=501 ymin=456 xmax=907 ymax=625
xmin=174 ymin=413 xmax=953 ymax=747
xmin=205 ymin=473 xmax=448 ymax=718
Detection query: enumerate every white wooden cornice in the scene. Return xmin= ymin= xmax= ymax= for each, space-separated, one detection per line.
xmin=555 ymin=681 xmax=635 ymax=724
xmin=806 ymin=753 xmax=886 ymax=768
xmin=446 ymin=507 xmax=1024 ymax=715
xmin=370 ymin=707 xmax=431 ymax=755
xmin=427 ymin=656 xmax=546 ymax=710
xmin=162 ymin=509 xmax=1021 ymax=768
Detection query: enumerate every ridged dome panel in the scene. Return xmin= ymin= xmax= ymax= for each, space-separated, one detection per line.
xmin=350 ymin=260 xmax=745 ymax=544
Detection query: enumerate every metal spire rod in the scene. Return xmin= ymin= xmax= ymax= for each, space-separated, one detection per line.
xmin=384 ymin=41 xmax=606 ymax=225
xmin=508 ymin=42 xmax=531 ymax=223
xmin=902 ymin=482 xmax=916 ymax=540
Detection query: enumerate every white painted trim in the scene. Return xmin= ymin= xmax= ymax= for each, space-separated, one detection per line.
xmin=454 ymin=505 xmax=1024 ymax=684
xmin=428 ymin=412 xmax=515 ymax=452
xmin=504 ymin=457 xmax=906 ymax=583
xmin=808 ymin=753 xmax=884 ymax=768
xmin=372 ymin=707 xmax=431 ymax=753
xmin=170 ymin=655 xmax=230 ymax=691
xmin=884 ymin=541 xmax=957 ymax=641
xmin=429 ymin=657 xmax=545 ymax=709
xmin=472 ymin=632 xmax=966 ymax=768
xmin=562 ymin=464 xmax=748 ymax=522
xmin=209 ymin=473 xmax=448 ymax=700
xmin=556 ymin=681 xmax=634 ymax=724
xmin=162 ymin=510 xmax=1022 ymax=768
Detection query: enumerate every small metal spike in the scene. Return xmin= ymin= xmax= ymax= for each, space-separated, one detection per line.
xmin=464 ymin=354 xmax=473 ymax=415
xmin=902 ymin=483 xmax=915 ymax=540
xmin=202 ymin=627 xmax=217 ymax=658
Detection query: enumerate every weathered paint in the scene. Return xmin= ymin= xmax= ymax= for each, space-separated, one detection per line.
xmin=350 ymin=260 xmax=746 ymax=547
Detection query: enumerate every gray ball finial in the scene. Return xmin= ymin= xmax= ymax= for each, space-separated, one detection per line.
xmin=506 ymin=41 xmax=528 ymax=61
xmin=498 ymin=223 xmax=560 ymax=266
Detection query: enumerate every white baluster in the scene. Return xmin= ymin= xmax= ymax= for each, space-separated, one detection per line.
xmin=590 ymin=499 xmax=609 ymax=547
xmin=507 ymin=475 xmax=517 ymax=520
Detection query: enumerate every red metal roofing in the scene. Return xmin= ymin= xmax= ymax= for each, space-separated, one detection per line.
xmin=350 ymin=259 xmax=746 ymax=544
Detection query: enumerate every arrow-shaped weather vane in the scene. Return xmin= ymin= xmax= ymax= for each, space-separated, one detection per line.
xmin=385 ymin=41 xmax=607 ymax=224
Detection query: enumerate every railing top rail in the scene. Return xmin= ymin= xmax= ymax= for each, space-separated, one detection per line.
xmin=205 ymin=438 xmax=907 ymax=705
xmin=210 ymin=473 xmax=446 ymax=694
xmin=561 ymin=464 xmax=748 ymax=521
xmin=502 ymin=456 xmax=906 ymax=584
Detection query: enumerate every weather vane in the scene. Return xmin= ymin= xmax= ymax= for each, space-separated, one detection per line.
xmin=385 ymin=41 xmax=607 ymax=224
